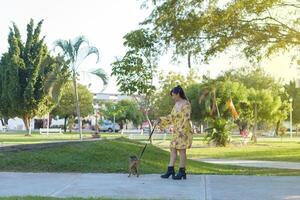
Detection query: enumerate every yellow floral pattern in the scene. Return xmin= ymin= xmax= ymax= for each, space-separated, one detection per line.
xmin=160 ymin=101 xmax=193 ymax=149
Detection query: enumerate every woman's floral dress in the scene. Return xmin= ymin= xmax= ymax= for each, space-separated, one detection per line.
xmin=160 ymin=100 xmax=193 ymax=149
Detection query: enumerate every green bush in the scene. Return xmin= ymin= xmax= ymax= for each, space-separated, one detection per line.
xmin=205 ymin=118 xmax=234 ymax=147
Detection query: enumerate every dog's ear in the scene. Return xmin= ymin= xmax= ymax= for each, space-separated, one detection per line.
xmin=130 ymin=155 xmax=138 ymax=160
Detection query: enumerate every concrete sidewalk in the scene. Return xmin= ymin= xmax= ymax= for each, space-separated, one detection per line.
xmin=0 ymin=172 xmax=300 ymax=200
xmin=194 ymin=158 xmax=300 ymax=170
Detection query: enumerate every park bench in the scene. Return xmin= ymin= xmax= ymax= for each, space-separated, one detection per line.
xmin=1 ymin=126 xmax=7 ymax=133
xmin=39 ymin=128 xmax=62 ymax=135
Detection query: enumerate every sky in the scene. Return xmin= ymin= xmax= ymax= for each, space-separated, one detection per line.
xmin=0 ymin=0 xmax=299 ymax=93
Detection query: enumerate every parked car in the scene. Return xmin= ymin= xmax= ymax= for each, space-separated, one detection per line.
xmin=99 ymin=120 xmax=120 ymax=132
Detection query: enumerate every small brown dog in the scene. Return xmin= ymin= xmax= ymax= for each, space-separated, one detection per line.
xmin=128 ymin=155 xmax=139 ymax=177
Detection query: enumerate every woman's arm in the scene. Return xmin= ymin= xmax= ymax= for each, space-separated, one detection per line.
xmin=159 ymin=108 xmax=174 ymax=128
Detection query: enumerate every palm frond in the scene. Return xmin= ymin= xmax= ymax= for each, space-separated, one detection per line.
xmin=75 ymin=46 xmax=99 ymax=69
xmin=199 ymin=88 xmax=210 ymax=103
xmin=43 ymin=56 xmax=70 ymax=103
xmin=91 ymin=68 xmax=109 ymax=92
xmin=44 ymin=71 xmax=64 ymax=104
xmin=54 ymin=39 xmax=76 ymax=64
xmin=73 ymin=36 xmax=88 ymax=57
xmin=51 ymin=77 xmax=68 ymax=103
xmin=53 ymin=40 xmax=70 ymax=57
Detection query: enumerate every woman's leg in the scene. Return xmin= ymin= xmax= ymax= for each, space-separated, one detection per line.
xmin=161 ymin=148 xmax=177 ymax=178
xmin=172 ymin=149 xmax=186 ymax=180
xmin=173 ymin=149 xmax=187 ymax=180
xmin=179 ymin=149 xmax=187 ymax=168
xmin=168 ymin=148 xmax=177 ymax=166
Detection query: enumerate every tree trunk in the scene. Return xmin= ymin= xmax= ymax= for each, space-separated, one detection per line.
xmin=145 ymin=111 xmax=153 ymax=144
xmin=187 ymin=52 xmax=192 ymax=68
xmin=132 ymin=95 xmax=153 ymax=143
xmin=22 ymin=116 xmax=29 ymax=131
xmin=72 ymin=72 xmax=82 ymax=140
xmin=0 ymin=119 xmax=4 ymax=126
xmin=49 ymin=115 xmax=52 ymax=127
xmin=252 ymin=103 xmax=257 ymax=142
xmin=22 ymin=115 xmax=32 ymax=136
xmin=275 ymin=120 xmax=280 ymax=136
xmin=213 ymin=89 xmax=220 ymax=117
xmin=64 ymin=116 xmax=68 ymax=133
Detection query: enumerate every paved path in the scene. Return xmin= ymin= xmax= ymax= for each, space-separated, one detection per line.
xmin=194 ymin=158 xmax=300 ymax=170
xmin=0 ymin=172 xmax=300 ymax=200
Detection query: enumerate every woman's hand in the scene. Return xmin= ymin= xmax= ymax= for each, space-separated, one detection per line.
xmin=158 ymin=118 xmax=162 ymax=124
xmin=155 ymin=118 xmax=161 ymax=124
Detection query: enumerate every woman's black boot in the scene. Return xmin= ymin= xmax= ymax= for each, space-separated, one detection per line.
xmin=161 ymin=166 xmax=175 ymax=179
xmin=173 ymin=167 xmax=186 ymax=180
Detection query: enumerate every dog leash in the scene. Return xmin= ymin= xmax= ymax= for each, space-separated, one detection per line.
xmin=138 ymin=122 xmax=158 ymax=160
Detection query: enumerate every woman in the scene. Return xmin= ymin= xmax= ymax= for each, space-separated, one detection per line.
xmin=159 ymin=85 xmax=193 ymax=180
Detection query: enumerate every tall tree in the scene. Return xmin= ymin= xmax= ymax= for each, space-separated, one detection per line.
xmin=153 ymin=69 xmax=200 ymax=118
xmin=223 ymin=67 xmax=282 ymax=94
xmin=0 ymin=19 xmax=69 ymax=134
xmin=101 ymin=100 xmax=144 ymax=129
xmin=197 ymin=69 xmax=288 ymax=142
xmin=284 ymin=81 xmax=300 ymax=125
xmin=223 ymin=67 xmax=289 ymax=138
xmin=248 ymin=88 xmax=283 ymax=141
xmin=51 ymin=82 xmax=94 ymax=132
xmin=54 ymin=36 xmax=106 ymax=140
xmin=111 ymin=28 xmax=160 ymax=133
xmin=199 ymin=78 xmax=250 ymax=122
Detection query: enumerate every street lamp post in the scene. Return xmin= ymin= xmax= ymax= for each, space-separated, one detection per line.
xmin=290 ymin=98 xmax=293 ymax=138
xmin=112 ymin=105 xmax=116 ymax=133
xmin=109 ymin=95 xmax=118 ymax=133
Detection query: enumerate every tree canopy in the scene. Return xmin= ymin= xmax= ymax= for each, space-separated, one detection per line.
xmin=111 ymin=28 xmax=161 ymax=129
xmin=0 ymin=19 xmax=69 ymax=131
xmin=52 ymin=82 xmax=94 ymax=132
xmin=100 ymin=99 xmax=144 ymax=129
xmin=143 ymin=0 xmax=300 ymax=63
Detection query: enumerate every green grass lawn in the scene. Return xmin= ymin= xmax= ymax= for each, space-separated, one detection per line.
xmin=0 ymin=137 xmax=299 ymax=176
xmin=150 ymin=135 xmax=300 ymax=162
xmin=2 ymin=132 xmax=300 ymax=163
xmin=188 ymin=140 xmax=300 ymax=162
xmin=0 ymin=132 xmax=123 ymax=144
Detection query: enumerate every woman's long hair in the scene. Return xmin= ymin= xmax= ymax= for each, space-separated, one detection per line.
xmin=170 ymin=85 xmax=188 ymax=100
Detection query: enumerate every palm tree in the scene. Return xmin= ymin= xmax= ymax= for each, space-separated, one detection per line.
xmin=199 ymin=86 xmax=220 ymax=118
xmin=54 ymin=36 xmax=107 ymax=140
